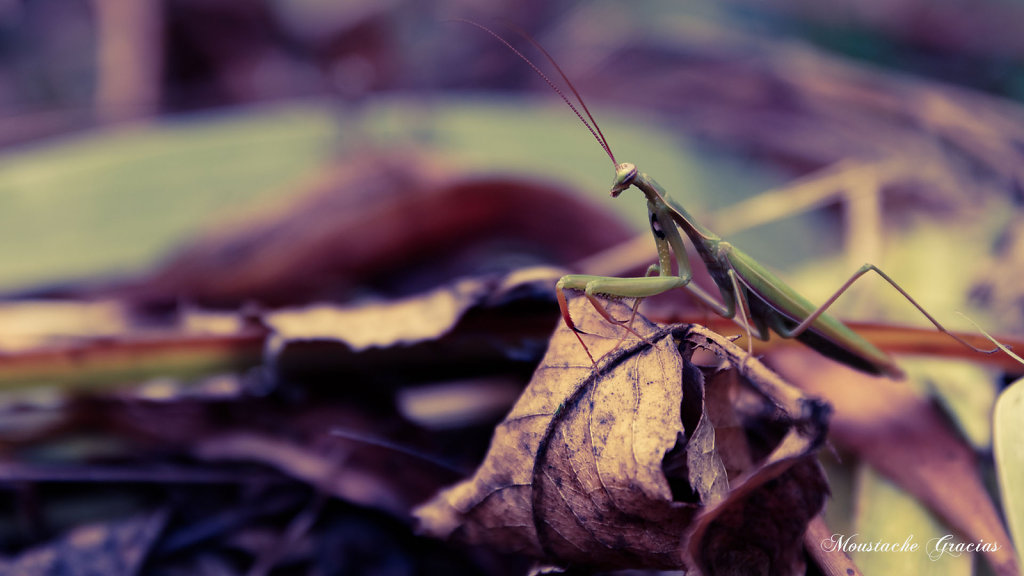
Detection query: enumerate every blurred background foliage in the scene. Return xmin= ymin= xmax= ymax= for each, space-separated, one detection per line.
xmin=2 ymin=0 xmax=1022 ymax=299
xmin=2 ymin=1 xmax=1024 ymax=575
xmin=0 ymin=0 xmax=782 ymax=294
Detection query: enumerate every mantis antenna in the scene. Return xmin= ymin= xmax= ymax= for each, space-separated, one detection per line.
xmin=449 ymin=18 xmax=618 ymax=169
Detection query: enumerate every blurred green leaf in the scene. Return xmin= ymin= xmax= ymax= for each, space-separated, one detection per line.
xmin=0 ymin=104 xmax=340 ymax=292
xmin=995 ymin=377 xmax=1024 ymax=570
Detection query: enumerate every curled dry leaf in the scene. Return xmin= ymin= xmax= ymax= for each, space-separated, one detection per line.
xmin=263 ymin=266 xmax=564 ymax=381
xmin=264 ymin=274 xmax=498 ymax=353
xmin=415 ymin=299 xmax=831 ymax=573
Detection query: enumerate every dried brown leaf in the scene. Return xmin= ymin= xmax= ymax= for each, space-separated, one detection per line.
xmin=686 ymin=433 xmax=830 ymax=575
xmin=682 ymin=366 xmax=730 ymax=506
xmin=416 ymin=300 xmax=831 ymax=573
xmin=263 ymin=266 xmax=563 ymax=379
xmin=265 ymin=274 xmax=497 ymax=352
xmin=416 ymin=301 xmax=696 ymax=568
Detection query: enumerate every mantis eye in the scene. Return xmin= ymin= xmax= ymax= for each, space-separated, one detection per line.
xmin=610 ymin=162 xmax=638 ymax=197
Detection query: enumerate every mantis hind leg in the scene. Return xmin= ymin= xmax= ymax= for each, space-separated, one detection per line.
xmin=778 ymin=263 xmax=998 ymax=354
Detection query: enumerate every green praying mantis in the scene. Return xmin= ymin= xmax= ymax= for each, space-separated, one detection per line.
xmin=458 ymin=20 xmax=998 ymax=378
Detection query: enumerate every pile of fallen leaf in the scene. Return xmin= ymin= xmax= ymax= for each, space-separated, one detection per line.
xmin=1 ymin=146 xmax=1018 ymax=576
xmin=0 ymin=154 xmax=628 ymax=575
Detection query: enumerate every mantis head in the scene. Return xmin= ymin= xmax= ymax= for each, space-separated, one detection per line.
xmin=610 ymin=163 xmax=638 ymax=197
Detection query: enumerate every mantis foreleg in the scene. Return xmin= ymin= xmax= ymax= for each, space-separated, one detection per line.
xmin=556 ymin=274 xmax=687 ymax=328
xmin=556 ymin=274 xmax=687 ymax=363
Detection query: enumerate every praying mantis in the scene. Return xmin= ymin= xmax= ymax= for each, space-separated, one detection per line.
xmin=458 ymin=20 xmax=997 ymax=378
